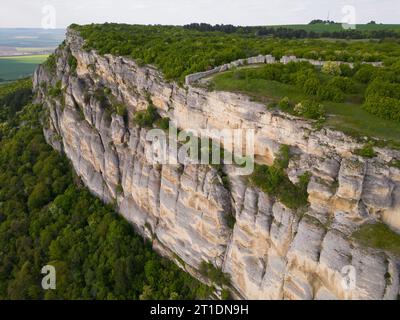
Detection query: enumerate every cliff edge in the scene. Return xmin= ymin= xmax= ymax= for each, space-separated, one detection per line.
xmin=33 ymin=28 xmax=400 ymax=300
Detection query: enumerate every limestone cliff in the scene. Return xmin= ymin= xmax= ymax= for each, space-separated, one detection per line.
xmin=33 ymin=28 xmax=400 ymax=300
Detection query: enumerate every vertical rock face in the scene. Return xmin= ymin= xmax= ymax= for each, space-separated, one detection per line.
xmin=33 ymin=29 xmax=400 ymax=300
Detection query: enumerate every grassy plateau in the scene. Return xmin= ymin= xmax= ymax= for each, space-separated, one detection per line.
xmin=211 ymin=68 xmax=400 ymax=144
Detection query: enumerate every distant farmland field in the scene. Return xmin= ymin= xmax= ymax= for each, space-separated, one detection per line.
xmin=0 ymin=55 xmax=48 ymax=82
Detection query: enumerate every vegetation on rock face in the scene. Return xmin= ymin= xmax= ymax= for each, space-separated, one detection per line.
xmin=155 ymin=117 xmax=170 ymax=130
xmin=353 ymin=223 xmax=400 ymax=256
xmin=115 ymin=104 xmax=127 ymax=118
xmin=249 ymin=145 xmax=310 ymax=210
xmin=390 ymin=160 xmax=400 ymax=169
xmin=47 ymin=80 xmax=63 ymax=98
xmin=354 ymin=143 xmax=377 ymax=158
xmin=70 ymin=23 xmax=400 ymax=83
xmin=199 ymin=262 xmax=230 ymax=287
xmin=43 ymin=53 xmax=57 ymax=75
xmin=0 ymin=82 xmax=212 ymax=300
xmin=67 ymin=52 xmax=78 ymax=75
xmin=134 ymin=105 xmax=160 ymax=128
xmin=224 ymin=213 xmax=236 ymax=230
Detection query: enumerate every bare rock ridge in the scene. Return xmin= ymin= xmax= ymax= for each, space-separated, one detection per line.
xmin=33 ymin=28 xmax=400 ymax=300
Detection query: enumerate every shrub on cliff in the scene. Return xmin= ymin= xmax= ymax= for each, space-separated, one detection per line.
xmin=199 ymin=262 xmax=230 ymax=286
xmin=133 ymin=105 xmax=160 ymax=128
xmin=250 ymin=164 xmax=310 ymax=210
xmin=354 ymin=142 xmax=377 ymax=158
xmin=67 ymin=53 xmax=78 ymax=75
xmin=43 ymin=54 xmax=57 ymax=75
xmin=47 ymin=81 xmax=63 ymax=98
xmin=115 ymin=104 xmax=127 ymax=117
xmin=294 ymin=100 xmax=326 ymax=120
xmin=277 ymin=97 xmax=292 ymax=111
xmin=250 ymin=146 xmax=310 ymax=210
xmin=155 ymin=117 xmax=170 ymax=130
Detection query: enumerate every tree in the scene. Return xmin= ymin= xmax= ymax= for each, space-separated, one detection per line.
xmin=328 ymin=76 xmax=357 ymax=94
xmin=354 ymin=64 xmax=376 ymax=83
xmin=6 ymin=262 xmax=38 ymax=299
xmin=294 ymin=100 xmax=326 ymax=119
xmin=303 ymin=77 xmax=320 ymax=95
xmin=27 ymin=182 xmax=52 ymax=210
xmin=317 ymin=84 xmax=345 ymax=102
xmin=322 ymin=62 xmax=342 ymax=76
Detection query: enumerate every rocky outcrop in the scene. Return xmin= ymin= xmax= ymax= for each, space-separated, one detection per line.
xmin=33 ymin=28 xmax=400 ymax=300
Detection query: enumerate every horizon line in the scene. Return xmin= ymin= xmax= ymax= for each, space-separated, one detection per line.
xmin=1 ymin=21 xmax=400 ymax=29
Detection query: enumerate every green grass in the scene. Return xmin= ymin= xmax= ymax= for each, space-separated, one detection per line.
xmin=212 ymin=71 xmax=400 ymax=144
xmin=0 ymin=55 xmax=48 ymax=81
xmin=325 ymin=102 xmax=400 ymax=144
xmin=353 ymin=223 xmax=400 ymax=256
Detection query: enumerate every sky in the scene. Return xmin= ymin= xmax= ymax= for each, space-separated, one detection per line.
xmin=0 ymin=0 xmax=399 ymax=28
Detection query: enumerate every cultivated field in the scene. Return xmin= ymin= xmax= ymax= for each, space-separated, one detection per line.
xmin=0 ymin=55 xmax=48 ymax=82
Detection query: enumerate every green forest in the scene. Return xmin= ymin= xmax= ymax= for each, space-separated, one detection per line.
xmin=71 ymin=23 xmax=400 ymax=83
xmin=183 ymin=22 xmax=400 ymax=39
xmin=0 ymin=80 xmax=212 ymax=300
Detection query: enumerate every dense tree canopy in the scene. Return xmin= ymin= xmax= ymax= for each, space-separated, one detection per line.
xmin=71 ymin=23 xmax=400 ymax=83
xmin=0 ymin=79 xmax=32 ymax=123
xmin=0 ymin=81 xmax=212 ymax=300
